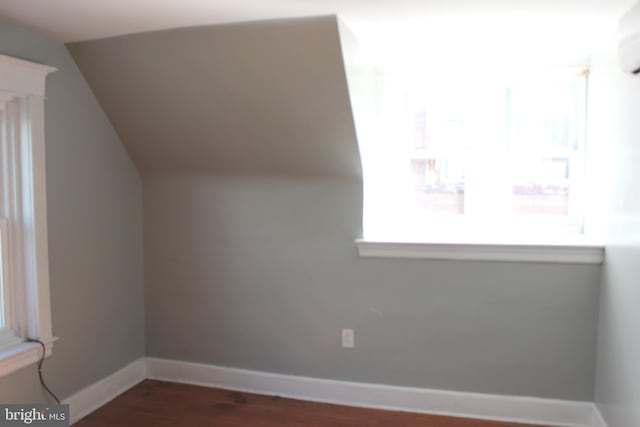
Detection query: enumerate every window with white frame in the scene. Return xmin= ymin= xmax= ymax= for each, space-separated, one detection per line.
xmin=344 ymin=16 xmax=609 ymax=263
xmin=0 ymin=54 xmax=56 ymax=376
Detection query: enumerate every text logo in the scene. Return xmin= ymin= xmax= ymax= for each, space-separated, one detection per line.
xmin=0 ymin=405 xmax=69 ymax=426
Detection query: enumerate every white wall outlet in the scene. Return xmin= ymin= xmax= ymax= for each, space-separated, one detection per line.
xmin=342 ymin=328 xmax=355 ymax=348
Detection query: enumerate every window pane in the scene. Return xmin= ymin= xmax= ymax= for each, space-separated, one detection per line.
xmin=0 ymin=225 xmax=5 ymax=329
xmin=510 ymin=157 xmax=570 ymax=215
xmin=411 ymin=158 xmax=465 ymax=214
xmin=507 ymin=79 xmax=582 ymax=217
xmin=404 ymin=82 xmax=505 ymax=218
xmin=0 ymin=122 xmax=5 ymax=330
xmin=369 ymin=71 xmax=585 ymax=238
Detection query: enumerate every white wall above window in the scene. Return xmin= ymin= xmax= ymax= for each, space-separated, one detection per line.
xmin=348 ymin=14 xmax=620 ymax=72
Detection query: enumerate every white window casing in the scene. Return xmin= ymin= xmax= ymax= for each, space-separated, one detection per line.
xmin=0 ymin=54 xmax=57 ymax=376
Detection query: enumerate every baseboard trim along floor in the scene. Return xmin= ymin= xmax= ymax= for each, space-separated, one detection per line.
xmin=64 ymin=358 xmax=146 ymax=425
xmin=64 ymin=357 xmax=608 ymax=427
xmin=591 ymin=406 xmax=609 ymax=427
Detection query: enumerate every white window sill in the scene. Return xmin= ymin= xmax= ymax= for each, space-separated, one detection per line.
xmin=355 ymin=238 xmax=604 ymax=264
xmin=0 ymin=336 xmax=57 ymax=377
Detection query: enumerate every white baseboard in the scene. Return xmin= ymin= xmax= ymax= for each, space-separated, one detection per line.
xmin=146 ymin=357 xmax=594 ymax=427
xmin=64 ymin=358 xmax=146 ymax=425
xmin=59 ymin=356 xmax=601 ymax=427
xmin=591 ymin=406 xmax=609 ymax=427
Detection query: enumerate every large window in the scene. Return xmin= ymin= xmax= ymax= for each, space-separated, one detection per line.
xmin=0 ymin=54 xmax=56 ymax=376
xmin=359 ymin=69 xmax=589 ymax=244
xmin=343 ymin=16 xmax=607 ymax=262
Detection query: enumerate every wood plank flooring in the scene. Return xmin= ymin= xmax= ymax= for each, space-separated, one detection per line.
xmin=75 ymin=380 xmax=547 ymax=427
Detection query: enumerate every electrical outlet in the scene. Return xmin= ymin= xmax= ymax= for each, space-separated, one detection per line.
xmin=342 ymin=329 xmax=355 ymax=348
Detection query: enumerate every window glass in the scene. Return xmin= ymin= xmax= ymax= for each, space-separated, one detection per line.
xmin=363 ymin=71 xmax=586 ymax=240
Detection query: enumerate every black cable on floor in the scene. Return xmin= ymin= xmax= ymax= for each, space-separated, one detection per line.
xmin=27 ymin=338 xmax=61 ymax=405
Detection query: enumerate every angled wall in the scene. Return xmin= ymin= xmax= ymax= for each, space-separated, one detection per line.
xmin=67 ymin=16 xmax=361 ymax=178
xmin=0 ymin=22 xmax=145 ymax=402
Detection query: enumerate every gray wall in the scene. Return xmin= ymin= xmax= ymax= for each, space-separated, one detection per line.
xmin=592 ymin=57 xmax=640 ymax=425
xmin=0 ymin=22 xmax=145 ymax=402
xmin=144 ymin=175 xmax=601 ymax=400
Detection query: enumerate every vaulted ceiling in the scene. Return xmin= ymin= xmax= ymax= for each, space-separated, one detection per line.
xmin=68 ymin=16 xmax=362 ymax=177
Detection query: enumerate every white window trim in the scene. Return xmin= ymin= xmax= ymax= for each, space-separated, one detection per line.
xmin=0 ymin=54 xmax=57 ymax=376
xmin=355 ymin=238 xmax=604 ymax=264
xmin=350 ymin=66 xmax=604 ymax=264
xmin=0 ymin=338 xmax=56 ymax=376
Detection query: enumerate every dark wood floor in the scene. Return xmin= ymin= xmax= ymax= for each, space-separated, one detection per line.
xmin=75 ymin=380 xmax=546 ymax=427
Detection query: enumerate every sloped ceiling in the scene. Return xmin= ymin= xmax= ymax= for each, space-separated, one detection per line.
xmin=67 ymin=15 xmax=361 ymax=178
